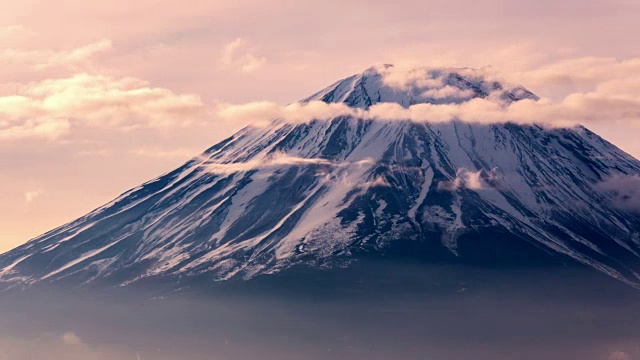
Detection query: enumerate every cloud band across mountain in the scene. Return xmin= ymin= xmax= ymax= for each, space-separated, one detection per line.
xmin=201 ymin=152 xmax=373 ymax=174
xmin=216 ymin=97 xmax=604 ymax=128
xmin=218 ymin=65 xmax=640 ymax=129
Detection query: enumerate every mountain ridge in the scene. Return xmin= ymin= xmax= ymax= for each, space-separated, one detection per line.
xmin=2 ymin=65 xmax=640 ymax=289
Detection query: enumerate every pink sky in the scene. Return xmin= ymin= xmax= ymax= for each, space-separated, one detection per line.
xmin=1 ymin=0 xmax=639 ymax=251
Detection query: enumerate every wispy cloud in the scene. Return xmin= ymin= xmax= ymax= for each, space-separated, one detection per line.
xmin=202 ymin=153 xmax=332 ymax=174
xmin=217 ymin=90 xmax=640 ymax=129
xmin=608 ymin=351 xmax=632 ymax=360
xmin=364 ymin=175 xmax=392 ymax=188
xmin=61 ymin=331 xmax=83 ymax=346
xmin=24 ymin=189 xmax=43 ymax=205
xmin=0 ymin=33 xmax=212 ymax=141
xmin=41 ymin=40 xmax=113 ymax=70
xmin=0 ymin=25 xmax=36 ymax=44
xmin=0 ymin=330 xmax=133 ymax=360
xmin=0 ymin=38 xmax=111 ymax=74
xmin=129 ymin=147 xmax=199 ymax=160
xmin=0 ymin=72 xmax=209 ymax=140
xmin=595 ymin=175 xmax=640 ymax=213
xmin=216 ymin=100 xmax=357 ymax=127
xmin=220 ymin=38 xmax=266 ymax=73
xmin=438 ymin=168 xmax=498 ymax=191
xmin=202 ymin=153 xmax=373 ymax=175
xmin=216 ymin=64 xmax=640 ymax=129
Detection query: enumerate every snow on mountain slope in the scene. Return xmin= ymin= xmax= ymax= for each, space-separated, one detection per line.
xmin=2 ymin=65 xmax=640 ymax=288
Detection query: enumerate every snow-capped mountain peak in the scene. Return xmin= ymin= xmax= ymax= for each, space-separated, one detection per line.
xmin=303 ymin=64 xmax=539 ymax=109
xmin=1 ymin=65 xmax=639 ymax=289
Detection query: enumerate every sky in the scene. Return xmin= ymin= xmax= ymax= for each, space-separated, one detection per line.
xmin=1 ymin=0 xmax=640 ymax=251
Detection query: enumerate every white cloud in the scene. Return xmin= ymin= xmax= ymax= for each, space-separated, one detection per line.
xmin=215 ymin=98 xmax=583 ymax=128
xmin=0 ymin=118 xmax=70 ymax=140
xmin=0 ymin=39 xmax=112 ymax=74
xmin=217 ymin=100 xmax=357 ymax=127
xmin=0 ymin=73 xmax=209 ymax=140
xmin=0 ymin=330 xmax=133 ymax=360
xmin=129 ymin=147 xmax=199 ymax=160
xmin=61 ymin=331 xmax=83 ymax=346
xmin=438 ymin=168 xmax=498 ymax=191
xmin=0 ymin=25 xmax=36 ymax=44
xmin=422 ymin=85 xmax=476 ymax=100
xmin=0 ymin=36 xmax=210 ymax=141
xmin=42 ymin=40 xmax=113 ymax=70
xmin=202 ymin=152 xmax=373 ymax=174
xmin=220 ymin=38 xmax=266 ymax=73
xmin=77 ymin=149 xmax=112 ymax=157
xmin=24 ymin=190 xmax=43 ymax=204
xmin=202 ymin=153 xmax=331 ymax=174
xmin=379 ymin=65 xmax=490 ymax=93
xmin=381 ymin=66 xmax=445 ymax=90
xmin=515 ymin=57 xmax=640 ymax=95
xmin=364 ymin=175 xmax=392 ymax=188
xmin=217 ymin=74 xmax=640 ymax=128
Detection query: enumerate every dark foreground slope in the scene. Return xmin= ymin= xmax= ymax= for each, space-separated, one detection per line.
xmin=1 ymin=260 xmax=640 ymax=360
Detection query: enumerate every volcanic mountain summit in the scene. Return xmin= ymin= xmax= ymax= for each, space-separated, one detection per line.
xmin=2 ymin=65 xmax=640 ymax=288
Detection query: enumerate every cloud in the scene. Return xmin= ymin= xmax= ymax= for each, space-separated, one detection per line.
xmin=422 ymin=85 xmax=476 ymax=100
xmin=381 ymin=66 xmax=447 ymax=90
xmin=515 ymin=57 xmax=640 ymax=94
xmin=202 ymin=152 xmax=332 ymax=174
xmin=29 ymin=74 xmax=207 ymax=127
xmin=61 ymin=331 xmax=83 ymax=345
xmin=0 ymin=118 xmax=70 ymax=140
xmin=379 ymin=65 xmax=494 ymax=97
xmin=608 ymin=351 xmax=632 ymax=360
xmin=214 ymin=65 xmax=580 ymax=127
xmin=42 ymin=40 xmax=113 ymax=70
xmin=0 ymin=73 xmax=209 ymax=140
xmin=129 ymin=147 xmax=199 ymax=160
xmin=438 ymin=168 xmax=498 ymax=191
xmin=24 ymin=190 xmax=43 ymax=204
xmin=0 ymin=25 xmax=36 ymax=44
xmin=216 ymin=97 xmax=585 ymax=128
xmin=202 ymin=152 xmax=373 ymax=175
xmin=0 ymin=331 xmax=132 ymax=360
xmin=364 ymin=175 xmax=392 ymax=188
xmin=209 ymin=60 xmax=640 ymax=132
xmin=0 ymin=36 xmax=210 ymax=141
xmin=217 ymin=100 xmax=357 ymax=127
xmin=77 ymin=149 xmax=112 ymax=157
xmin=0 ymin=39 xmax=112 ymax=74
xmin=216 ymin=63 xmax=640 ymax=129
xmin=220 ymin=38 xmax=267 ymax=73
xmin=595 ymin=175 xmax=640 ymax=213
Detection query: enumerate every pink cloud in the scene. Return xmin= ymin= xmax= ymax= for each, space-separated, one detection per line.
xmin=220 ymin=38 xmax=267 ymax=73
xmin=0 ymin=72 xmax=209 ymax=139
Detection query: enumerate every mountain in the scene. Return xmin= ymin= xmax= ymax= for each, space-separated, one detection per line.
xmin=2 ymin=65 xmax=640 ymax=288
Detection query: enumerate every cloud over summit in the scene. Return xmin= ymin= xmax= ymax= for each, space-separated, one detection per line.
xmin=216 ymin=63 xmax=640 ymax=131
